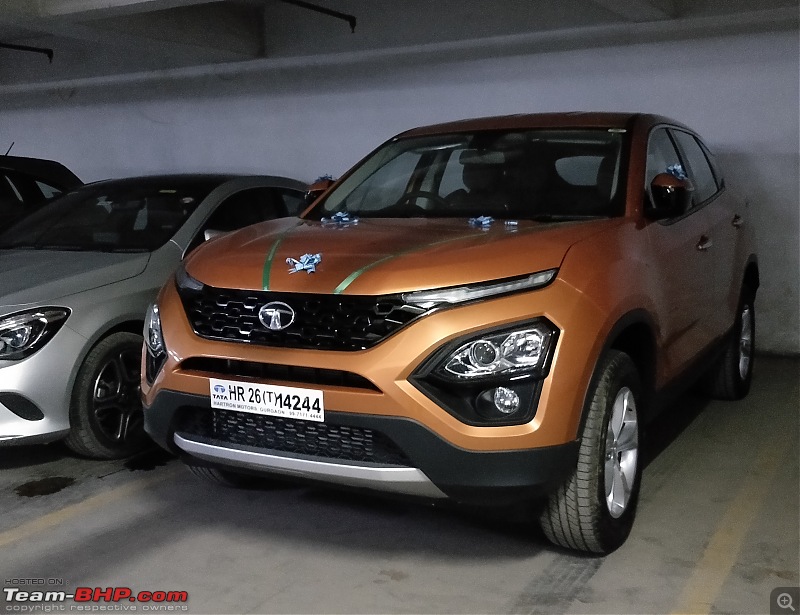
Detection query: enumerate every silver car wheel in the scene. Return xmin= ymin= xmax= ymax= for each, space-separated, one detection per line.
xmin=91 ymin=347 xmax=142 ymax=443
xmin=604 ymin=386 xmax=639 ymax=519
xmin=738 ymin=305 xmax=753 ymax=380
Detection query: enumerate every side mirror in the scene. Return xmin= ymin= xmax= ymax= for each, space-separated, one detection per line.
xmin=305 ymin=177 xmax=335 ymax=206
xmin=646 ymin=172 xmax=693 ymax=220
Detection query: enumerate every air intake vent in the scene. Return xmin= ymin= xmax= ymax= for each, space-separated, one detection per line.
xmin=175 ymin=408 xmax=411 ymax=466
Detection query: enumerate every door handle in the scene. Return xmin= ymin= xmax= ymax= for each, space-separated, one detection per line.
xmin=696 ymin=235 xmax=713 ymax=251
xmin=732 ymin=214 xmax=744 ymax=228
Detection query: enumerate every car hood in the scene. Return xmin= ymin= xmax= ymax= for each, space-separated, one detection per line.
xmin=185 ymin=217 xmax=618 ymax=295
xmin=0 ymin=250 xmax=150 ymax=307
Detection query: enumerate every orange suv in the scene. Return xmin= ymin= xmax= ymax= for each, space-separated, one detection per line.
xmin=142 ymin=113 xmax=758 ymax=553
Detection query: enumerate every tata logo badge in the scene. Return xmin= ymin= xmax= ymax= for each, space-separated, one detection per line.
xmin=213 ymin=385 xmax=226 ymax=394
xmin=258 ymin=301 xmax=295 ymax=331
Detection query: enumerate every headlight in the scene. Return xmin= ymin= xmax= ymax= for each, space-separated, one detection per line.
xmin=411 ymin=319 xmax=559 ymax=426
xmin=437 ymin=322 xmax=557 ymax=381
xmin=0 ymin=308 xmax=70 ymax=361
xmin=144 ymin=302 xmax=166 ymax=383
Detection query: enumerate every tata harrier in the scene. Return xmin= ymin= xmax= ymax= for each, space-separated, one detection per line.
xmin=142 ymin=113 xmax=758 ymax=553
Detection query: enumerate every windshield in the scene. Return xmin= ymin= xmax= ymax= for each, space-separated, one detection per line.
xmin=0 ymin=178 xmax=218 ymax=252
xmin=310 ymin=129 xmax=626 ymax=221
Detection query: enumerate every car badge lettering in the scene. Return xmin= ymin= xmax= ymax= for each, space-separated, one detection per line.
xmin=258 ymin=302 xmax=296 ymax=331
xmin=287 ymin=253 xmax=322 ymax=274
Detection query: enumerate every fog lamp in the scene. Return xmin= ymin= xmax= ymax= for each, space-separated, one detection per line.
xmin=493 ymin=386 xmax=520 ymax=414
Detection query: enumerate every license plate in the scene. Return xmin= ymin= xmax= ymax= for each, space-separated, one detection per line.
xmin=209 ymin=378 xmax=324 ymax=422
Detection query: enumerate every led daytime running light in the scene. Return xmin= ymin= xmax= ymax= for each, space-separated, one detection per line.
xmin=403 ymin=269 xmax=557 ymax=309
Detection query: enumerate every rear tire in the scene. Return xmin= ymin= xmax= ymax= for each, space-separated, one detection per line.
xmin=65 ymin=332 xmax=149 ymax=459
xmin=539 ymin=350 xmax=642 ymax=554
xmin=705 ymin=287 xmax=755 ymax=400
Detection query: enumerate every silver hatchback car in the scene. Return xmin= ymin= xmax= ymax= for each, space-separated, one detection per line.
xmin=0 ymin=174 xmax=307 ymax=458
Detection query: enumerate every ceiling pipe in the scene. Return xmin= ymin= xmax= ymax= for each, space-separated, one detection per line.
xmin=0 ymin=42 xmax=54 ymax=62
xmin=278 ymin=0 xmax=356 ymax=33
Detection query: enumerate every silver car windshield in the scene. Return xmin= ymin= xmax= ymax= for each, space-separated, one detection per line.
xmin=311 ymin=129 xmax=626 ymax=221
xmin=0 ymin=178 xmax=217 ymax=252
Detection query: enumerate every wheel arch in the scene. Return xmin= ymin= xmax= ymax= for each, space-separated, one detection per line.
xmin=743 ymin=256 xmax=759 ymax=294
xmin=65 ymin=318 xmax=145 ymax=408
xmin=576 ymin=309 xmax=658 ymax=434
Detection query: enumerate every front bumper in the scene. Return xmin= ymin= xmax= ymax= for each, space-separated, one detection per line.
xmin=0 ymin=324 xmax=86 ymax=446
xmin=144 ymin=389 xmax=579 ymax=503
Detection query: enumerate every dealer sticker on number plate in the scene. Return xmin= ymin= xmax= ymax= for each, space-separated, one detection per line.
xmin=209 ymin=378 xmax=324 ymax=422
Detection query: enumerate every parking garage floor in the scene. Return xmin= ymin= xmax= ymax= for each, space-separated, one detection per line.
xmin=1 ymin=356 xmax=798 ymax=615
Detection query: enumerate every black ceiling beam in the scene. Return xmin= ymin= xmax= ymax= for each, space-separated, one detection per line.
xmin=278 ymin=0 xmax=357 ymax=33
xmin=0 ymin=42 xmax=54 ymax=63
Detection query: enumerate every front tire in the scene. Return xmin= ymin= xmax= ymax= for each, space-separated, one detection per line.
xmin=539 ymin=350 xmax=643 ymax=554
xmin=64 ymin=332 xmax=149 ymax=459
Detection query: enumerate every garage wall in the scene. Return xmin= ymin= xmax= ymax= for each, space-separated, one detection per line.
xmin=0 ymin=29 xmax=797 ymax=354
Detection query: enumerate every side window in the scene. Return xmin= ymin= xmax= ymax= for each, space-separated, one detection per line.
xmin=671 ymin=130 xmax=719 ymax=204
xmin=699 ymin=140 xmax=725 ymax=189
xmin=645 ymin=128 xmax=684 ymax=187
xmin=554 ymin=155 xmax=604 ymax=186
xmin=203 ymin=187 xmax=286 ymax=232
xmin=36 ymin=181 xmax=62 ymax=200
xmin=439 ymin=149 xmax=470 ymax=196
xmin=186 ymin=187 xmax=287 ymax=254
xmin=278 ymin=188 xmax=306 ymax=216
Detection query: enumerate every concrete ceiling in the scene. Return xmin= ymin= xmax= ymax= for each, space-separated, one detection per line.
xmin=0 ymin=0 xmax=797 ymax=92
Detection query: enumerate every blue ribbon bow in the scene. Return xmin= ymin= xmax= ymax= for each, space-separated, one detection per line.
xmin=321 ymin=211 xmax=360 ymax=227
xmin=287 ymin=253 xmax=322 ymax=274
xmin=666 ymin=164 xmax=688 ymax=180
xmin=468 ymin=215 xmax=495 ymax=228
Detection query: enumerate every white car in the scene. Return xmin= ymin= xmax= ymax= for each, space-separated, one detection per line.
xmin=0 ymin=173 xmax=307 ymax=458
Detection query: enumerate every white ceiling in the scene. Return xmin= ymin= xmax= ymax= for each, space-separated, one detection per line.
xmin=0 ymin=0 xmax=797 ymax=92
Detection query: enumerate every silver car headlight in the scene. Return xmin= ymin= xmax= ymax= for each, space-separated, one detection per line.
xmin=0 ymin=308 xmax=70 ymax=361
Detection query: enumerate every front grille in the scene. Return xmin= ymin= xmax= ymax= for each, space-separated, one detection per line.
xmin=178 ymin=284 xmax=427 ymax=351
xmin=175 ymin=408 xmax=411 ymax=466
xmin=180 ymin=357 xmax=380 ymax=391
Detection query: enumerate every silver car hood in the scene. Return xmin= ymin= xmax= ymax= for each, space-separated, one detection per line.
xmin=0 ymin=250 xmax=150 ymax=307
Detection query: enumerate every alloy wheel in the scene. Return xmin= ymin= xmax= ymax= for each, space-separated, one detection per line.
xmin=604 ymin=386 xmax=639 ymax=519
xmin=91 ymin=347 xmax=142 ymax=444
xmin=738 ymin=305 xmax=753 ymax=380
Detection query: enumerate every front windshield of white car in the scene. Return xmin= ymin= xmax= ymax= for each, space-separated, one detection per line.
xmin=0 ymin=178 xmax=218 ymax=252
xmin=310 ymin=129 xmax=626 ymax=221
